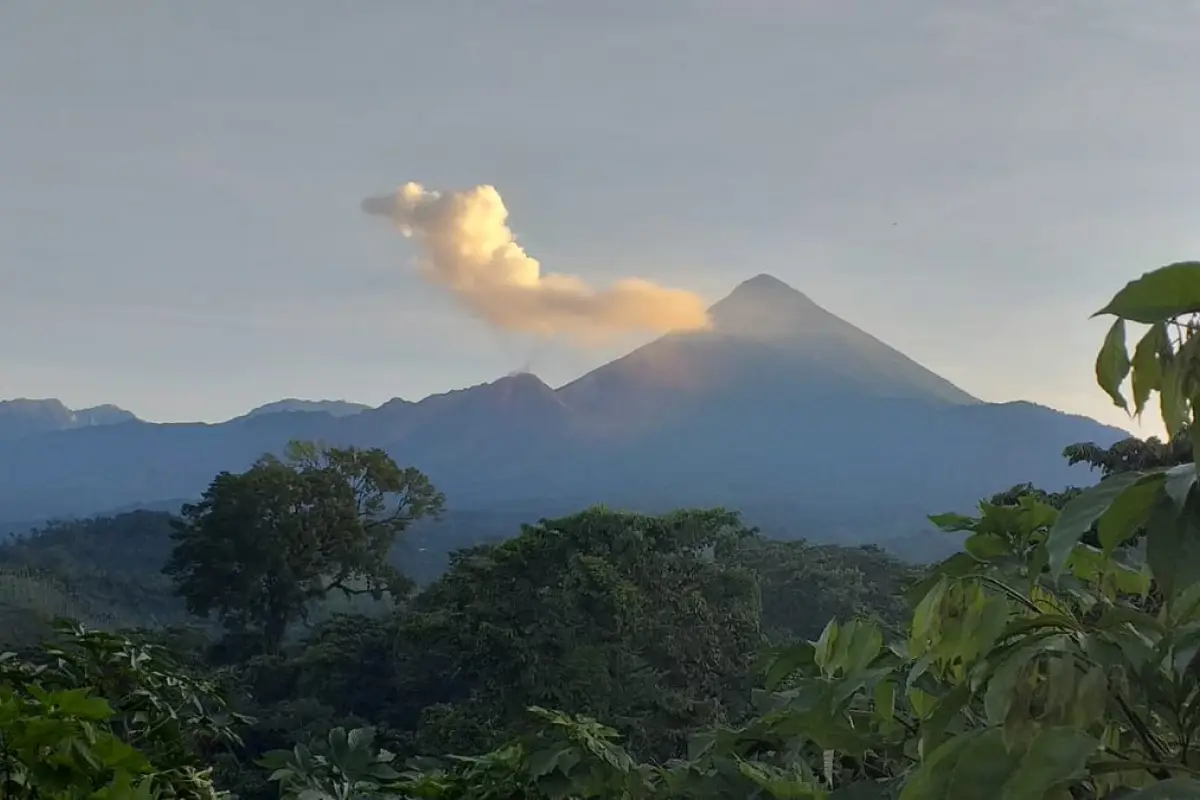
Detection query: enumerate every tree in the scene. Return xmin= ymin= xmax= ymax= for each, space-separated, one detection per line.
xmin=164 ymin=441 xmax=443 ymax=653
xmin=353 ymin=507 xmax=764 ymax=761
xmin=732 ymin=536 xmax=916 ymax=643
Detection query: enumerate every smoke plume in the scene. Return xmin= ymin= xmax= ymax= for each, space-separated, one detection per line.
xmin=361 ymin=182 xmax=712 ymax=340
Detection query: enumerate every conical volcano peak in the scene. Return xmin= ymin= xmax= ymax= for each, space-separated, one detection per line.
xmin=729 ymin=273 xmax=808 ymax=298
xmin=708 ymin=273 xmax=833 ymax=338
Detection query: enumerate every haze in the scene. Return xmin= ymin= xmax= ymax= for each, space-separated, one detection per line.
xmin=3 ymin=2 xmax=1198 ymax=435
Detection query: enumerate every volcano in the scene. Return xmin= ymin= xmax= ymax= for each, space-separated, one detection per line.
xmin=0 ymin=274 xmax=1126 ymax=553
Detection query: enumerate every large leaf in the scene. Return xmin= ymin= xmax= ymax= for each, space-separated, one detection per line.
xmin=998 ymin=727 xmax=1098 ymax=799
xmin=899 ymin=729 xmax=982 ymax=800
xmin=1146 ymin=502 xmax=1200 ymax=601
xmin=764 ymin=643 xmax=817 ymax=690
xmin=947 ymin=729 xmax=1024 ymax=797
xmin=1096 ymin=318 xmax=1132 ymax=410
xmin=1067 ymin=545 xmax=1151 ymax=596
xmin=1131 ymin=322 xmax=1169 ymax=416
xmin=1121 ymin=779 xmax=1200 ymax=798
xmin=1160 ymin=357 xmax=1190 ymax=438
xmin=1094 ymin=261 xmax=1200 ymax=323
xmin=1096 ymin=473 xmax=1167 ymax=552
xmin=928 ymin=513 xmax=976 ymax=533
xmin=1046 ymin=472 xmax=1145 ymax=577
xmin=1164 ymin=463 xmax=1198 ymax=510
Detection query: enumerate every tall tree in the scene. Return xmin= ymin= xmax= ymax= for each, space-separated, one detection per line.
xmin=164 ymin=440 xmax=443 ymax=653
xmin=384 ymin=507 xmax=763 ymax=760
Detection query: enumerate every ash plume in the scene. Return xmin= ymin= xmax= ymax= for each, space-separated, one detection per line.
xmin=361 ymin=182 xmax=711 ymax=341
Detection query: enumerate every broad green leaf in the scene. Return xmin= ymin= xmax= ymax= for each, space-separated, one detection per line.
xmin=965 ymin=533 xmax=1009 ymax=560
xmin=1146 ymin=502 xmax=1200 ymax=601
xmin=1067 ymin=545 xmax=1150 ymax=596
xmin=907 ymin=687 xmax=936 ymax=719
xmin=919 ymin=683 xmax=971 ymax=755
xmin=813 ymin=620 xmax=840 ymax=673
xmin=51 ymin=689 xmax=112 ymax=721
xmin=1131 ymin=322 xmax=1169 ymax=415
xmin=1164 ymin=462 xmax=1198 ymax=509
xmin=900 ymin=729 xmax=982 ymax=800
xmin=528 ymin=746 xmax=568 ymax=777
xmin=347 ymin=726 xmax=375 ymax=753
xmin=984 ymin=645 xmax=1038 ymax=725
xmin=832 ymin=781 xmax=904 ymax=799
xmin=764 ymin=643 xmax=817 ymax=690
xmin=928 ymin=512 xmax=975 ymax=533
xmin=998 ymin=727 xmax=1098 ymax=799
xmin=1170 ymin=622 xmax=1200 ymax=676
xmin=1167 ymin=582 xmax=1200 ymax=627
xmin=1046 ymin=472 xmax=1144 ymax=577
xmin=874 ymin=680 xmax=896 ymax=723
xmin=1192 ymin=425 xmax=1200 ymax=483
xmin=906 ymin=554 xmax=976 ymax=607
xmin=1120 ymin=779 xmax=1200 ymax=798
xmin=831 ymin=665 xmax=895 ymax=709
xmin=841 ymin=622 xmax=884 ymax=674
xmin=1094 ymin=261 xmax=1200 ymax=323
xmin=1160 ymin=358 xmax=1189 ymax=438
xmin=1095 ymin=318 xmax=1131 ymax=410
xmin=909 ymin=577 xmax=948 ymax=658
xmin=1018 ymin=496 xmax=1059 ymax=535
xmin=1096 ymin=473 xmax=1166 ymax=552
xmin=948 ymin=729 xmax=1024 ymax=797
xmin=1071 ymin=666 xmax=1107 ymax=729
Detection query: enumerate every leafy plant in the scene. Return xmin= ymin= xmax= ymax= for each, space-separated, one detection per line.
xmin=0 ymin=682 xmax=160 ymax=799
xmin=1 ymin=620 xmax=243 ymax=798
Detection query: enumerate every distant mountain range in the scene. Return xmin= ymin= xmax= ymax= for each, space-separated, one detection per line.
xmin=0 ymin=274 xmax=1128 ymax=549
xmin=0 ymin=398 xmax=371 ymax=440
xmin=0 ymin=399 xmax=138 ymax=441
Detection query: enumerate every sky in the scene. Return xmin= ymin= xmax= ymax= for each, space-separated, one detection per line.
xmin=2 ymin=1 xmax=1198 ymax=435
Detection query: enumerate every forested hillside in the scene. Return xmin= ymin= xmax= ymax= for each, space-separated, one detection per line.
xmin=3 ymin=262 xmax=1200 ymax=798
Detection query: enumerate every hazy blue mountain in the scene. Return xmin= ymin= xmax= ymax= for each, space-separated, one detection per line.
xmin=0 ymin=399 xmax=138 ymax=441
xmin=241 ymin=399 xmax=371 ymax=419
xmin=0 ymin=275 xmax=1127 ymax=549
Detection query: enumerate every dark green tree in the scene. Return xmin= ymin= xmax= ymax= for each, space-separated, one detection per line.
xmin=373 ymin=507 xmax=763 ymax=761
xmin=1063 ymin=428 xmax=1192 ymax=477
xmin=164 ymin=441 xmax=443 ymax=653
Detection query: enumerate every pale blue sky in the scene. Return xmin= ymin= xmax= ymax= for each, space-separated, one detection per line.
xmin=2 ymin=1 xmax=1197 ymax=435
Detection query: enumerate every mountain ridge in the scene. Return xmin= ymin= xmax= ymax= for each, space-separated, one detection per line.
xmin=0 ymin=274 xmax=1129 ymax=539
xmin=0 ymin=399 xmax=140 ymax=441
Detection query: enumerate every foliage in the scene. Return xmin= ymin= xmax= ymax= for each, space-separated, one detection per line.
xmin=164 ymin=440 xmax=444 ymax=653
xmin=2 ymin=511 xmax=179 ymax=579
xmin=367 ymin=507 xmax=762 ymax=761
xmin=262 ymin=710 xmax=659 ymax=799
xmin=0 ymin=621 xmax=242 ymax=798
xmin=0 ymin=683 xmax=161 ymax=799
xmin=0 ymin=512 xmax=188 ymax=648
xmin=733 ymin=537 xmax=916 ymax=643
xmin=1064 ymin=432 xmax=1193 ymax=479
